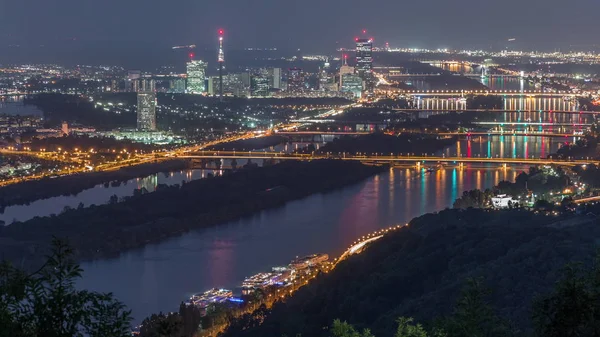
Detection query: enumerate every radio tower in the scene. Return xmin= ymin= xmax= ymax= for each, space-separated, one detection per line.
xmin=218 ymin=29 xmax=225 ymax=100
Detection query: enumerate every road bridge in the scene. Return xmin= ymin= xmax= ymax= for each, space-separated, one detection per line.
xmin=401 ymin=90 xmax=579 ymax=97
xmin=386 ymin=73 xmax=517 ymax=78
xmin=437 ymin=131 xmax=581 ymax=138
xmin=473 ymin=121 xmax=591 ymax=127
xmin=178 ymin=151 xmax=597 ymax=167
xmin=391 ymin=108 xmax=592 ymax=114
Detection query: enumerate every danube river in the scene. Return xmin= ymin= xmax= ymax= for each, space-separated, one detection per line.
xmin=78 ymin=164 xmax=524 ymax=321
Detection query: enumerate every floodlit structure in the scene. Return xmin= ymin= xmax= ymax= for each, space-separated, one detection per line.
xmin=491 ymin=194 xmax=515 ymax=209
xmin=218 ymin=29 xmax=225 ymax=99
xmin=355 ymin=38 xmax=373 ymax=77
xmin=287 ymin=67 xmax=304 ymax=93
xmin=251 ymin=74 xmax=270 ymax=97
xmin=137 ymin=92 xmax=157 ymax=131
xmin=340 ymin=74 xmax=363 ymax=98
xmin=186 ymin=60 xmax=207 ymax=94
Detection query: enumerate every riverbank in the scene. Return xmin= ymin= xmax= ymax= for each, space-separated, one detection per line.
xmin=220 ymin=207 xmax=600 ymax=337
xmin=0 ymin=159 xmax=188 ymax=210
xmin=0 ymin=160 xmax=386 ymax=270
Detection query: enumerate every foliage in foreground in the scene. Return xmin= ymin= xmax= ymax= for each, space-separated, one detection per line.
xmin=328 ymin=257 xmax=600 ymax=337
xmin=0 ymin=238 xmax=131 ymax=337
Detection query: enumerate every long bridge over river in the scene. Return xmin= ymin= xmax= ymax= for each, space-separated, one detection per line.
xmin=177 ymin=151 xmax=597 ymax=167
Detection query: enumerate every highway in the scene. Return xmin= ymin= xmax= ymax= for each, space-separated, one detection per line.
xmin=0 ymin=132 xmax=257 ymax=187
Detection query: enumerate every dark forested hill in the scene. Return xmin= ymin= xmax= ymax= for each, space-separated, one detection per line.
xmin=223 ymin=208 xmax=600 ymax=337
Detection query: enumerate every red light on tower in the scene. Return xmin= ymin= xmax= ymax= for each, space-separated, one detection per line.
xmin=362 ymin=29 xmax=367 ymax=34
xmin=189 ymin=52 xmax=194 ymax=59
xmin=218 ymin=29 xmax=224 ymax=35
xmin=354 ymin=37 xmax=359 ymax=42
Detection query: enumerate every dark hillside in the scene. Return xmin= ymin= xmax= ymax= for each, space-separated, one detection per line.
xmin=223 ymin=208 xmax=600 ymax=337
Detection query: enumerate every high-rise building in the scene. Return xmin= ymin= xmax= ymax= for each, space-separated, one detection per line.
xmin=186 ymin=60 xmax=207 ymax=94
xmin=126 ymin=70 xmax=142 ymax=92
xmin=250 ymin=75 xmax=270 ymax=97
xmin=268 ymin=68 xmax=282 ymax=90
xmin=241 ymin=72 xmax=251 ymax=88
xmin=339 ymin=55 xmax=355 ymax=90
xmin=168 ymin=78 xmax=186 ymax=93
xmin=222 ymin=74 xmax=248 ymax=97
xmin=207 ymin=76 xmax=218 ymax=96
xmin=340 ymin=74 xmax=363 ymax=99
xmin=355 ymin=38 xmax=373 ymax=77
xmin=287 ymin=68 xmax=304 ymax=92
xmin=137 ymin=79 xmax=157 ymax=131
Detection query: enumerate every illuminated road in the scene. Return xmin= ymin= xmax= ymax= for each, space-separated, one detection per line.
xmin=335 ymin=224 xmax=406 ymax=265
xmin=0 ymin=132 xmax=257 ymax=187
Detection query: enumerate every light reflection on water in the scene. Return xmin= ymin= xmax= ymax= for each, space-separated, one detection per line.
xmin=78 ymin=164 xmax=523 ymax=321
xmin=0 ymin=170 xmax=214 ymax=223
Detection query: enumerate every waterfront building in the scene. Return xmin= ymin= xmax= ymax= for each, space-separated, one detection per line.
xmin=186 ymin=60 xmax=207 ymax=94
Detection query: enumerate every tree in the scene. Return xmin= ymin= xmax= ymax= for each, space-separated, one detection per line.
xmin=330 ymin=319 xmax=374 ymax=337
xmin=0 ymin=238 xmax=131 ymax=337
xmin=395 ymin=317 xmax=429 ymax=337
xmin=435 ymin=278 xmax=512 ymax=337
xmin=532 ymin=255 xmax=600 ymax=337
xmin=139 ymin=312 xmax=183 ymax=337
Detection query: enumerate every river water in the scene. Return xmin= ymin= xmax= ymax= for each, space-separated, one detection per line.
xmin=0 ymin=96 xmax=43 ymax=116
xmin=0 ymin=94 xmax=579 ymax=321
xmin=78 ymin=164 xmax=524 ymax=321
xmin=75 ymin=134 xmax=563 ymax=322
xmin=0 ymin=170 xmax=217 ymax=224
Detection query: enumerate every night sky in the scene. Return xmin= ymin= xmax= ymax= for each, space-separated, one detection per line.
xmin=1 ymin=0 xmax=599 ymax=54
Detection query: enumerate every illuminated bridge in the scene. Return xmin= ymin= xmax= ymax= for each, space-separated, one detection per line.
xmin=437 ymin=131 xmax=582 ymax=138
xmin=401 ymin=90 xmax=580 ymax=97
xmin=274 ymin=130 xmax=584 ymax=139
xmin=177 ymin=151 xmax=598 ymax=167
xmin=391 ymin=108 xmax=596 ymax=114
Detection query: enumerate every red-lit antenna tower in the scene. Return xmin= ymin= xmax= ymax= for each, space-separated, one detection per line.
xmin=218 ymin=29 xmax=225 ymax=100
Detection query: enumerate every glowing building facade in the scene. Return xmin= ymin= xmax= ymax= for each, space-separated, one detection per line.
xmin=186 ymin=60 xmax=207 ymax=94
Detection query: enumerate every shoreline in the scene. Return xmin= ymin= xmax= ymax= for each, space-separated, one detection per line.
xmin=0 ymin=159 xmax=189 ymax=210
xmin=0 ymin=160 xmax=387 ymax=270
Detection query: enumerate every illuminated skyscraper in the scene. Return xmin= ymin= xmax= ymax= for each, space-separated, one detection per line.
xmin=355 ymin=38 xmax=373 ymax=77
xmin=287 ymin=67 xmax=304 ymax=92
xmin=251 ymin=74 xmax=270 ymax=97
xmin=268 ymin=68 xmax=282 ymax=90
xmin=339 ymin=54 xmax=355 ymax=90
xmin=186 ymin=60 xmax=207 ymax=94
xmin=137 ymin=79 xmax=157 ymax=131
xmin=340 ymin=74 xmax=363 ymax=99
